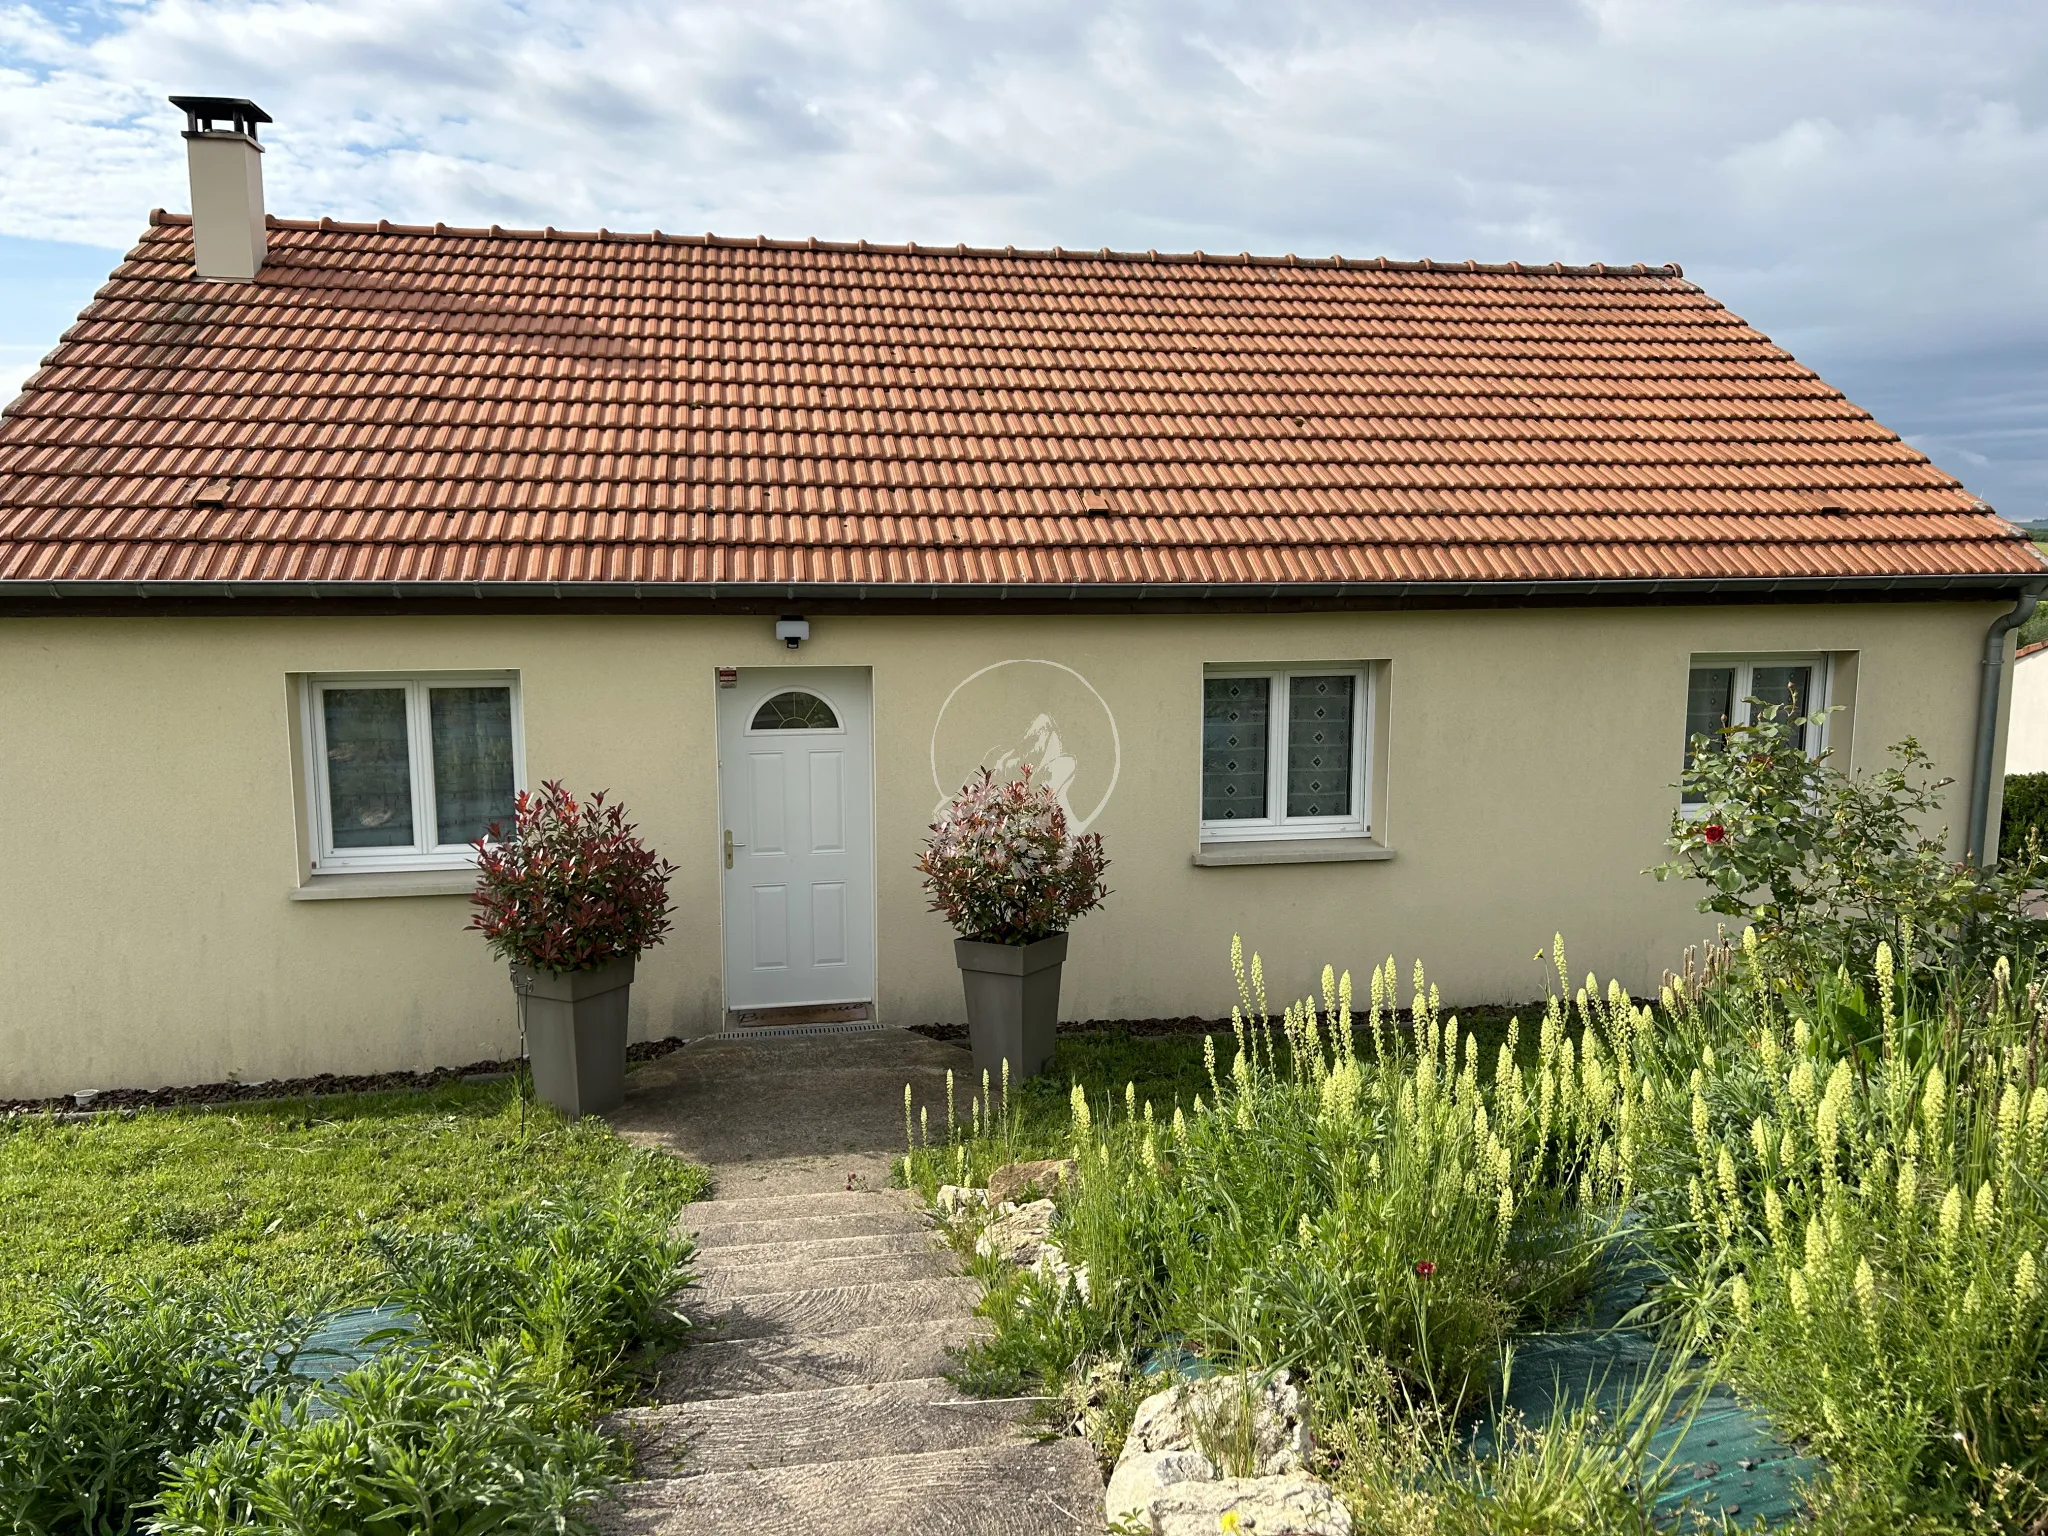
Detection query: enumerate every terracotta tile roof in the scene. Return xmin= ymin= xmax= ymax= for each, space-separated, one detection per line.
xmin=0 ymin=212 xmax=2039 ymax=593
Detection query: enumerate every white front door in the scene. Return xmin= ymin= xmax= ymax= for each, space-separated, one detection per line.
xmin=717 ymin=667 xmax=876 ymax=1011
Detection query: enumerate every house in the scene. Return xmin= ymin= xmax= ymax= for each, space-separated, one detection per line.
xmin=2008 ymin=641 xmax=2048 ymax=775
xmin=2 ymin=98 xmax=2042 ymax=1101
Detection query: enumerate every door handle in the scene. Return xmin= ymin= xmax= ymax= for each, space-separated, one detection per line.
xmin=724 ymin=829 xmax=746 ymax=869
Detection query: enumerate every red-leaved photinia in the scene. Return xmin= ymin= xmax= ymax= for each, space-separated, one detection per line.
xmin=468 ymin=781 xmax=678 ymax=973
xmin=917 ymin=766 xmax=1111 ymax=945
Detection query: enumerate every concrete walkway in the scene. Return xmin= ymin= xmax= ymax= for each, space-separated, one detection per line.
xmin=600 ymin=1029 xmax=1104 ymax=1534
xmin=607 ymin=1028 xmax=972 ymax=1198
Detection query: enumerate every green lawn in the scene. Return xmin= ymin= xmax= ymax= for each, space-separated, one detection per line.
xmin=0 ymin=1080 xmax=707 ymax=1326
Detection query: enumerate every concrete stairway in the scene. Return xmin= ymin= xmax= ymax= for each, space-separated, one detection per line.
xmin=600 ymin=1189 xmax=1104 ymax=1535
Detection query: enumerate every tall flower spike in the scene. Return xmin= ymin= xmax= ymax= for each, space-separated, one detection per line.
xmin=1338 ymin=969 xmax=1354 ymax=1063
xmin=904 ymin=1083 xmax=914 ymax=1154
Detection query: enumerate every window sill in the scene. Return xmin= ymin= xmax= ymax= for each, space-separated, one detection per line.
xmin=289 ymin=870 xmax=478 ymax=902
xmin=1192 ymin=837 xmax=1394 ymax=867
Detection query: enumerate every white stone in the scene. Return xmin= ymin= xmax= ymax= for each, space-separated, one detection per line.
xmin=1125 ymin=1370 xmax=1311 ymax=1476
xmin=1104 ymin=1448 xmax=1216 ymax=1527
xmin=1147 ymin=1473 xmax=1353 ymax=1535
xmin=975 ymin=1197 xmax=1057 ymax=1266
xmin=1032 ymin=1240 xmax=1090 ymax=1302
xmin=933 ymin=1184 xmax=987 ymax=1218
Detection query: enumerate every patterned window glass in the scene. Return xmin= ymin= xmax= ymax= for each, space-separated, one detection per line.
xmin=1285 ymin=675 xmax=1354 ymax=818
xmin=751 ymin=691 xmax=840 ymax=730
xmin=323 ymin=688 xmax=415 ymax=847
xmin=1682 ymin=667 xmax=1735 ymax=804
xmin=1202 ymin=677 xmax=1269 ymax=820
xmin=1748 ymin=666 xmax=1813 ymax=752
xmin=430 ymin=686 xmax=516 ymax=845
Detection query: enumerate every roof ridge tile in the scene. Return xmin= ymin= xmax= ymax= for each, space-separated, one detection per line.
xmin=145 ymin=210 xmax=1685 ymax=278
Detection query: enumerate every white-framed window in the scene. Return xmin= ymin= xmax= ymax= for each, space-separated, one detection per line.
xmin=747 ymin=689 xmax=844 ymax=734
xmin=1681 ymin=654 xmax=1829 ymax=805
xmin=302 ymin=672 xmax=525 ymax=872
xmin=1200 ymin=667 xmax=1371 ymax=841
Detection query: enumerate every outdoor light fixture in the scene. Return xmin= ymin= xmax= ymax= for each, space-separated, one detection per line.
xmin=775 ymin=616 xmax=810 ymax=650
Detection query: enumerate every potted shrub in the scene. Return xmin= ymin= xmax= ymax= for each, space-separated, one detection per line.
xmin=469 ymin=782 xmax=678 ymax=1118
xmin=918 ymin=767 xmax=1110 ymax=1080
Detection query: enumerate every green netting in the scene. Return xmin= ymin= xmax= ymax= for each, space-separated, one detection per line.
xmin=1136 ymin=1235 xmax=1820 ymax=1528
xmin=290 ymin=1304 xmax=418 ymax=1384
xmin=1472 ymin=1240 xmax=1819 ymax=1529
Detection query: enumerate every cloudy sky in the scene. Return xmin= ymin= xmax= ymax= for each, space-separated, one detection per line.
xmin=3 ymin=0 xmax=2046 ymax=515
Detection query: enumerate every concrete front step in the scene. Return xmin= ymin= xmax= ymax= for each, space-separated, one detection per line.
xmin=594 ymin=1439 xmax=1104 ymax=1536
xmin=685 ymin=1189 xmax=914 ymax=1224
xmin=653 ymin=1318 xmax=987 ymax=1400
xmin=686 ymin=1207 xmax=934 ymax=1251
xmin=696 ymin=1245 xmax=955 ymax=1298
xmin=613 ymin=1375 xmax=1035 ymax=1476
xmin=689 ymin=1277 xmax=980 ymax=1340
xmin=692 ymin=1228 xmax=941 ymax=1272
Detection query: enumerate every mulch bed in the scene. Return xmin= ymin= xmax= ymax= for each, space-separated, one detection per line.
xmin=908 ymin=1017 xmax=1234 ymax=1043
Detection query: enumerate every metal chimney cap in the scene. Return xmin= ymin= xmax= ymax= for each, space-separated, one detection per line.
xmin=168 ymin=96 xmax=273 ymax=142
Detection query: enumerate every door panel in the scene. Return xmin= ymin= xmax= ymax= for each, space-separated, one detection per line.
xmin=811 ymin=882 xmax=847 ymax=965
xmin=751 ymin=886 xmax=790 ymax=968
xmin=718 ymin=668 xmax=876 ymax=1010
xmin=810 ymin=753 xmax=845 ymax=852
xmin=749 ymin=754 xmax=787 ymax=853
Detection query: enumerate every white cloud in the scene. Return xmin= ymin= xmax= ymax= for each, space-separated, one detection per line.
xmin=2 ymin=0 xmax=2047 ymax=508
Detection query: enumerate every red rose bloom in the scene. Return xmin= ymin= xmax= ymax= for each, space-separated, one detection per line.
xmin=1414 ymin=1260 xmax=1436 ymax=1278
xmin=1702 ymin=823 xmax=1726 ymax=845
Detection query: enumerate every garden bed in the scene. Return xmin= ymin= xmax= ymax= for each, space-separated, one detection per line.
xmin=0 ymin=1075 xmax=708 ymax=1533
xmin=0 ymin=1036 xmax=701 ymax=1118
xmin=905 ymin=940 xmax=2048 ymax=1532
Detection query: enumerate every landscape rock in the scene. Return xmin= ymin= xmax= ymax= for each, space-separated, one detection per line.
xmin=1104 ymin=1448 xmax=1217 ymax=1527
xmin=1105 ymin=1370 xmax=1338 ymax=1533
xmin=933 ymin=1184 xmax=987 ymax=1219
xmin=1145 ymin=1473 xmax=1353 ymax=1535
xmin=1033 ymin=1240 xmax=1090 ymax=1302
xmin=987 ymin=1157 xmax=1078 ymax=1204
xmin=975 ymin=1197 xmax=1058 ymax=1266
xmin=1125 ymin=1369 xmax=1312 ymax=1476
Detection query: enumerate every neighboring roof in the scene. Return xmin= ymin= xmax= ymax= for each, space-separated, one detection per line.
xmin=2020 ymin=640 xmax=2048 ymax=662
xmin=0 ymin=212 xmax=2040 ymax=602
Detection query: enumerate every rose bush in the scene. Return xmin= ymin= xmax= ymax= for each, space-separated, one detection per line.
xmin=1652 ymin=702 xmax=2039 ymax=978
xmin=917 ymin=767 xmax=1110 ymax=944
xmin=468 ymin=782 xmax=678 ymax=973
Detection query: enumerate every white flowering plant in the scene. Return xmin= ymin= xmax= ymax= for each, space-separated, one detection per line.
xmin=903 ymin=928 xmax=2048 ymax=1528
xmin=1639 ymin=932 xmax=2048 ymax=1526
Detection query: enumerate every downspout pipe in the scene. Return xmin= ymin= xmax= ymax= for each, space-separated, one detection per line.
xmin=1967 ymin=582 xmax=2047 ymax=867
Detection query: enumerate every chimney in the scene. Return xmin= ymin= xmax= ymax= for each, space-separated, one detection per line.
xmin=168 ymin=96 xmax=273 ymax=282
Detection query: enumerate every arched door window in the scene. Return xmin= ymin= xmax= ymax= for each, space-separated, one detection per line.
xmin=750 ymin=691 xmax=840 ymax=731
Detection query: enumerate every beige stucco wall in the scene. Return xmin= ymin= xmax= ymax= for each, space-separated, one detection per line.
xmin=0 ymin=600 xmax=2006 ymax=1100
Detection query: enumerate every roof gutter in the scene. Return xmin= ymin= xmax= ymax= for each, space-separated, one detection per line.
xmin=1966 ymin=581 xmax=2048 ymax=867
xmin=1 ymin=572 xmax=2041 ymax=610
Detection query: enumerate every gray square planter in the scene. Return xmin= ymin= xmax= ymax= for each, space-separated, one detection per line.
xmin=513 ymin=956 xmax=634 ymax=1118
xmin=954 ymin=932 xmax=1067 ymax=1082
